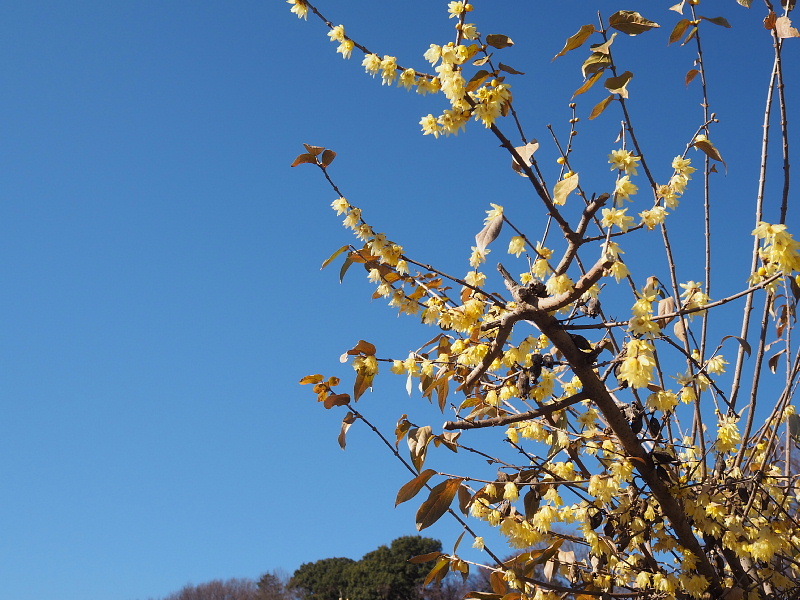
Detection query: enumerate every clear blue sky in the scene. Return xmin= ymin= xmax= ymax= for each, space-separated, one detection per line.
xmin=0 ymin=2 xmax=794 ymax=599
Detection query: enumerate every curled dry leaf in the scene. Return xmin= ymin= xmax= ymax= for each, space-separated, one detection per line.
xmin=553 ymin=24 xmax=596 ymax=59
xmin=656 ymin=296 xmax=677 ymax=327
xmin=338 ymin=411 xmax=356 ymax=449
xmin=776 ymin=16 xmax=800 ymax=38
xmin=605 ymin=71 xmax=634 ymax=98
xmin=511 ymin=141 xmax=539 ymax=175
xmin=589 ymin=95 xmax=614 ymax=120
xmin=486 ymin=34 xmax=514 ymax=48
xmin=609 ymin=11 xmax=660 ymax=35
xmin=475 ymin=213 xmax=504 ymax=251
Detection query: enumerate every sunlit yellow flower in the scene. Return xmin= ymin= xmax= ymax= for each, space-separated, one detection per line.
xmin=609 ymin=149 xmax=641 ymax=175
xmin=287 ymin=0 xmax=308 ymax=19
xmin=399 ymin=68 xmax=416 ymax=89
xmin=420 ymin=114 xmax=441 ymax=137
xmin=380 ymin=55 xmax=398 ymax=85
xmin=601 ymin=207 xmax=634 ymax=232
xmin=331 ymin=197 xmax=350 ymax=215
xmin=639 ymin=206 xmax=667 ymax=229
xmin=546 ymin=273 xmax=574 ymax=295
xmin=362 ymin=53 xmax=381 ymax=76
xmin=508 ymin=236 xmax=526 ymax=257
xmin=618 ymin=339 xmax=656 ymax=388
xmin=327 ymin=24 xmax=346 ymax=43
xmin=614 ymin=175 xmax=638 ymax=204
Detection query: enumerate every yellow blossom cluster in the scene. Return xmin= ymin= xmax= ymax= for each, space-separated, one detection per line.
xmin=628 ymin=292 xmax=660 ymax=337
xmin=751 ymin=221 xmax=800 ymax=285
xmin=617 ymin=339 xmax=656 ymax=388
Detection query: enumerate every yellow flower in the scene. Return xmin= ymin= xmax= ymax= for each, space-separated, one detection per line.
xmin=647 ymin=390 xmax=678 ymax=412
xmin=601 ymin=208 xmax=634 ymax=232
xmin=484 ymin=203 xmax=504 ymax=223
xmin=362 ymin=53 xmax=381 ymax=76
xmin=716 ymin=414 xmax=740 ymax=452
xmin=380 ymin=55 xmax=398 ymax=85
xmin=420 ymin=114 xmax=441 ymax=137
xmin=423 ymin=44 xmax=441 ymax=65
xmin=461 ymin=23 xmax=479 ymax=39
xmin=337 ymin=39 xmax=355 ymax=60
xmin=614 ymin=175 xmax=638 ymax=204
xmin=327 ymin=24 xmax=346 ymax=43
xmin=472 ymin=536 xmax=485 ymax=550
xmin=286 ymin=0 xmax=308 ymax=19
xmin=503 ymin=482 xmax=519 ymax=501
xmin=618 ymin=339 xmax=656 ymax=388
xmin=545 ymin=273 xmax=574 ymax=295
xmin=399 ymin=68 xmax=416 ymax=90
xmin=508 ymin=236 xmax=526 ymax=257
xmin=469 ymin=246 xmax=490 ymax=268
xmin=447 ymin=1 xmax=469 ymax=17
xmin=672 ymin=156 xmax=697 ymax=178
xmin=331 ymin=197 xmax=350 ymax=215
xmin=608 ymin=260 xmax=630 ymax=282
xmin=639 ymin=206 xmax=667 ymax=229
xmin=608 ymin=149 xmax=641 ymax=175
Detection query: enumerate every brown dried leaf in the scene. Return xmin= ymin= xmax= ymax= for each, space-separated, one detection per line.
xmin=656 ymin=296 xmax=677 ymax=327
xmin=692 ymin=137 xmax=726 ymax=165
xmin=498 ymin=63 xmax=525 ymax=75
xmin=553 ymin=174 xmax=580 ymax=205
xmin=423 ymin=556 xmax=451 ymax=587
xmin=408 ymin=426 xmax=434 ymax=471
xmin=605 ymin=71 xmax=634 ymax=98
xmin=416 ymin=478 xmax=464 ymax=530
xmin=466 ymin=69 xmax=493 ymax=93
xmin=321 ymin=245 xmax=350 ymax=270
xmin=320 ymin=149 xmax=337 ymax=167
xmin=409 ymin=551 xmax=444 ymax=564
xmin=685 ymin=68 xmax=701 ymax=86
xmin=486 ymin=34 xmax=514 ymax=49
xmin=303 ymin=144 xmax=325 ymax=156
xmin=582 ymin=52 xmax=612 ymax=78
xmin=609 ymin=11 xmax=660 ymax=35
xmin=670 ymin=1 xmax=686 ymax=13
xmin=475 ymin=213 xmax=504 ymax=251
xmin=769 ymin=349 xmax=786 ymax=373
xmin=553 ymin=24 xmax=596 ymax=59
xmin=681 ymin=26 xmax=699 ymax=45
xmin=573 ymin=70 xmax=604 ymax=97
xmin=700 ymin=16 xmax=732 ymax=28
xmin=338 ymin=411 xmax=356 ymax=449
xmin=396 ymin=469 xmax=437 ymax=506
xmin=291 ymin=153 xmax=317 ymax=167
xmin=722 ymin=335 xmax=752 ymax=357
xmin=669 ymin=19 xmax=692 ymax=44
xmin=511 ymin=141 xmax=540 ymax=175
xmin=473 ymin=54 xmax=492 ymax=66
xmin=590 ymin=33 xmax=617 ymax=55
xmin=299 ymin=374 xmax=324 ymax=385
xmin=323 ymin=393 xmax=351 ymax=409
xmin=776 ymin=16 xmax=800 ymax=38
xmin=589 ymin=95 xmax=614 ymax=120
xmin=673 ymin=319 xmax=688 ymax=343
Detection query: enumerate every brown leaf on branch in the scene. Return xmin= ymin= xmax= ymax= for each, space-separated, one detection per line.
xmin=609 ymin=11 xmax=660 ymax=35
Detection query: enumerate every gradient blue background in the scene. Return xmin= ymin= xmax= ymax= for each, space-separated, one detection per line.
xmin=1 ymin=2 xmax=795 ymax=599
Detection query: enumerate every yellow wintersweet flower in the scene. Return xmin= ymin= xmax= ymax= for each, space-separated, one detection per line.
xmin=464 ymin=270 xmax=486 ymax=287
xmin=343 ymin=207 xmax=362 ymax=229
xmin=672 ymin=156 xmax=697 ymax=178
xmin=716 ymin=414 xmax=740 ymax=452
xmin=609 ymin=149 xmax=641 ymax=175
xmin=601 ymin=207 xmax=634 ymax=232
xmin=469 ymin=246 xmax=489 ymax=268
xmin=472 ymin=536 xmax=485 ymax=550
xmin=614 ymin=175 xmax=638 ymax=204
xmin=327 ymin=24 xmax=346 ymax=43
xmin=705 ymin=354 xmax=728 ymax=374
xmin=447 ymin=1 xmax=471 ymax=18
xmin=331 ymin=197 xmax=350 ymax=215
xmin=438 ymin=108 xmax=470 ymax=136
xmin=639 ymin=206 xmax=667 ymax=229
xmin=416 ymin=76 xmax=441 ymax=95
xmin=380 ymin=56 xmax=398 ymax=85
xmin=398 ymin=68 xmax=416 ymax=90
xmin=337 ymin=39 xmax=354 ymax=60
xmin=423 ymin=44 xmax=441 ymax=65
xmin=286 ymin=0 xmax=308 ymax=19
xmin=508 ymin=236 xmax=526 ymax=257
xmin=362 ymin=53 xmax=381 ymax=76
xmin=484 ymin=203 xmax=504 ymax=222
xmin=503 ymin=482 xmax=519 ymax=501
xmin=545 ymin=273 xmax=574 ymax=295
xmin=656 ymin=183 xmax=681 ymax=209
xmin=647 ymin=390 xmax=678 ymax=412
xmin=608 ymin=260 xmax=630 ymax=282
xmin=461 ymin=23 xmax=479 ymax=39
xmin=420 ymin=114 xmax=441 ymax=137
xmin=618 ymin=339 xmax=656 ymax=388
